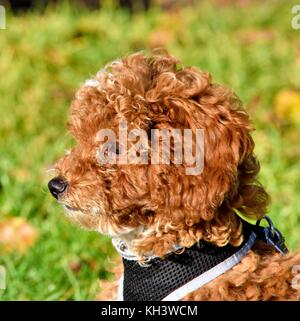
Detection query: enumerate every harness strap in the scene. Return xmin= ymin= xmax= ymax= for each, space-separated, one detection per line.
xmin=115 ymin=216 xmax=288 ymax=301
xmin=117 ymin=231 xmax=256 ymax=301
xmin=162 ymin=231 xmax=256 ymax=301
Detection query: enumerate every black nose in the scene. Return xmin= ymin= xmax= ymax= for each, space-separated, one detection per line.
xmin=48 ymin=177 xmax=68 ymax=199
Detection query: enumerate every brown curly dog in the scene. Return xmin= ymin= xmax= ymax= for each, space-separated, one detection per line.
xmin=48 ymin=52 xmax=300 ymax=300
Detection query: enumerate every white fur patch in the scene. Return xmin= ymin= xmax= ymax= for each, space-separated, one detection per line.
xmin=84 ymin=79 xmax=100 ymax=87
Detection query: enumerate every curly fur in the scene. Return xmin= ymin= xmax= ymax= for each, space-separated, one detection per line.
xmin=52 ymin=51 xmax=300 ymax=300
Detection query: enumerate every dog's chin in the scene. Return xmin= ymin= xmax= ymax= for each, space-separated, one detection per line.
xmin=61 ymin=204 xmax=142 ymax=238
xmin=62 ymin=205 xmax=100 ymax=230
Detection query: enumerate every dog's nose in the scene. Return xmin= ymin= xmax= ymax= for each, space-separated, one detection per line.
xmin=48 ymin=177 xmax=68 ymax=199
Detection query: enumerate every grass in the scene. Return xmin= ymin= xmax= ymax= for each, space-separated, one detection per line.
xmin=0 ymin=0 xmax=300 ymax=300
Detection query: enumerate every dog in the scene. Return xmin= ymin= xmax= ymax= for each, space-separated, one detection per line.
xmin=48 ymin=52 xmax=300 ymax=300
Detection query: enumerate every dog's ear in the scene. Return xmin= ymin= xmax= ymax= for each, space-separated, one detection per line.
xmin=147 ymin=83 xmax=267 ymax=236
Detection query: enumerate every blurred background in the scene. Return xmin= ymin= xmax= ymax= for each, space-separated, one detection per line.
xmin=0 ymin=0 xmax=299 ymax=300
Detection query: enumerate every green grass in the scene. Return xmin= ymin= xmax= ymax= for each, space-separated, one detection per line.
xmin=0 ymin=0 xmax=300 ymax=300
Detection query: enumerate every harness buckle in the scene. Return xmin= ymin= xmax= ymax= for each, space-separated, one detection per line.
xmin=256 ymin=215 xmax=288 ymax=254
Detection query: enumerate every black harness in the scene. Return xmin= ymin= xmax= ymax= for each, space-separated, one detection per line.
xmin=120 ymin=216 xmax=288 ymax=301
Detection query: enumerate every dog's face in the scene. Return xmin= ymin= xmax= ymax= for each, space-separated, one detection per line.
xmin=48 ymin=53 xmax=268 ymax=256
xmin=51 ymin=138 xmax=151 ymax=237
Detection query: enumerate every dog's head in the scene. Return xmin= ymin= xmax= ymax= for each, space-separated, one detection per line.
xmin=48 ymin=52 xmax=269 ymax=257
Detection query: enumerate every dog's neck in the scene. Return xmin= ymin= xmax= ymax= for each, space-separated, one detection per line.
xmin=111 ymin=224 xmax=206 ymax=262
xmin=112 ymin=221 xmax=183 ymax=262
xmin=111 ymin=226 xmax=172 ymax=262
xmin=110 ymin=214 xmax=245 ymax=260
xmin=112 ymin=233 xmax=183 ymax=262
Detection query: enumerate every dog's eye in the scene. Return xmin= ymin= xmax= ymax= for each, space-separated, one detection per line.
xmin=115 ymin=143 xmax=120 ymax=155
xmin=109 ymin=142 xmax=120 ymax=155
xmin=147 ymin=121 xmax=155 ymax=140
xmin=103 ymin=142 xmax=120 ymax=156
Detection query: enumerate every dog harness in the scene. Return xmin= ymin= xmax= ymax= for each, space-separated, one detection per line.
xmin=114 ymin=216 xmax=288 ymax=301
